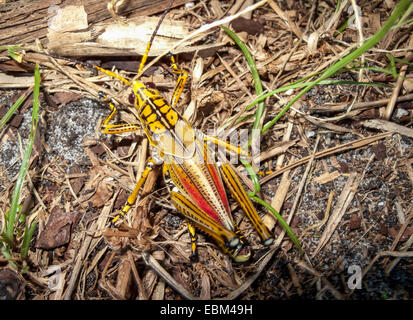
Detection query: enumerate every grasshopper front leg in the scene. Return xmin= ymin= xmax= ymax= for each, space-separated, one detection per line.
xmin=99 ymin=92 xmax=142 ymax=135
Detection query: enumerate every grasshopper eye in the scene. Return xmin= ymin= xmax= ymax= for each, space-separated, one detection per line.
xmin=128 ymin=92 xmax=135 ymax=104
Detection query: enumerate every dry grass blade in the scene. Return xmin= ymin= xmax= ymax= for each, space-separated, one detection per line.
xmin=252 ymin=139 xmax=297 ymax=164
xmin=63 ymin=196 xmax=112 ymax=299
xmin=303 ymin=115 xmax=357 ymax=134
xmin=295 ymin=259 xmax=345 ymax=299
xmin=260 ymin=133 xmax=391 ymax=184
xmin=274 ymin=135 xmax=321 ymax=246
xmin=223 ymin=246 xmax=277 ymax=300
xmin=267 ymin=0 xmax=303 ymax=39
xmin=300 ymin=191 xmax=334 ymax=239
xmin=388 ymin=209 xmax=413 ymax=254
xmin=311 ymin=171 xmax=360 ymax=258
xmin=385 ymin=232 xmax=413 ymax=276
xmin=264 ymin=168 xmax=292 ymax=230
xmin=142 ymin=252 xmax=196 ymax=300
xmin=383 ymin=37 xmax=413 ymax=120
xmin=310 ymin=93 xmax=413 ymax=114
xmin=263 ymin=112 xmax=296 ymax=230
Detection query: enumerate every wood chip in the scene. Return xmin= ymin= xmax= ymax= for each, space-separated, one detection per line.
xmin=231 ymin=17 xmax=265 ymax=35
xmin=0 ymin=0 xmax=192 ymax=46
xmin=313 ymin=170 xmax=341 ymax=184
xmin=349 ymin=213 xmax=361 ymax=230
xmin=47 ymin=7 xmax=191 ymax=57
xmin=0 ymin=72 xmax=34 ymax=88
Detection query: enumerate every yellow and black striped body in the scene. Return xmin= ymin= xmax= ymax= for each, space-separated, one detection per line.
xmin=131 ymin=81 xmax=196 ymax=160
xmin=127 ymin=81 xmax=273 ymax=262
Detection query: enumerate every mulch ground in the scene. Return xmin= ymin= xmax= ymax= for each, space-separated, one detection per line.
xmin=0 ymin=0 xmax=412 ymax=300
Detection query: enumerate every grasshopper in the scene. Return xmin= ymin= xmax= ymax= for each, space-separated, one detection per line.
xmin=46 ymin=0 xmax=274 ymax=262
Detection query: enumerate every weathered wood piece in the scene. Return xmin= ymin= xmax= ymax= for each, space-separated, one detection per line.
xmin=0 ymin=0 xmax=192 ymax=54
xmin=46 ymin=6 xmax=190 ymax=56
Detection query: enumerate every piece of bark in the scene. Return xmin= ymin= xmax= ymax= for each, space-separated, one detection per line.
xmin=0 ymin=73 xmax=34 ymax=88
xmin=36 ymin=207 xmax=80 ymax=250
xmin=231 ymin=17 xmax=265 ymax=35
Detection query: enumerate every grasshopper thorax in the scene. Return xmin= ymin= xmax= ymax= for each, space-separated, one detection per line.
xmin=131 ymin=81 xmax=196 ymax=159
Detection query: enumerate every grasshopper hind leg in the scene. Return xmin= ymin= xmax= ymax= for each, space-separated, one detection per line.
xmin=202 ymin=136 xmax=274 ymax=246
xmin=169 ymin=191 xmax=251 ymax=262
xmin=220 ymin=163 xmax=274 ymax=246
xmin=186 ymin=223 xmax=251 ymax=263
xmin=163 ymin=164 xmax=199 ymax=261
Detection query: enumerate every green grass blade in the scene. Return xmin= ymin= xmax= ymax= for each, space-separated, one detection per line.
xmin=242 ymin=79 xmax=389 ymax=115
xmin=0 ymin=243 xmax=18 ymax=270
xmin=240 ymin=158 xmax=261 ymax=195
xmin=252 ymin=196 xmax=302 ymax=251
xmin=0 ymin=89 xmax=33 ymax=131
xmin=221 ymin=26 xmax=265 ymax=136
xmin=392 ymin=1 xmax=413 ymax=28
xmin=0 ymin=45 xmax=22 ymax=63
xmin=221 ymin=26 xmax=266 ymax=196
xmin=221 ymin=27 xmax=301 ymax=244
xmin=20 ymin=221 xmax=37 ymax=260
xmin=3 ymin=64 xmax=40 ymax=246
xmin=387 ymin=54 xmax=398 ymax=78
xmin=393 ymin=57 xmax=413 ymax=67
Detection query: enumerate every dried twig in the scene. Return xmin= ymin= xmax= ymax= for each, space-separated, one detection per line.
xmin=260 ymin=132 xmax=391 ymax=184
xmin=362 ymin=119 xmax=413 ymax=138
xmin=310 ymin=93 xmax=413 ymax=114
xmin=142 ymin=252 xmax=197 ymax=300
xmin=362 ymin=250 xmax=413 ymax=279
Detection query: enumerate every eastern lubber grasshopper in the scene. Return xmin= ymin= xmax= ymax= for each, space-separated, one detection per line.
xmin=40 ymin=0 xmax=274 ymax=262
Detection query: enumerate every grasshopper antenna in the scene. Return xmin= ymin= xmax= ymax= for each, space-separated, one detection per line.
xmin=137 ymin=0 xmax=175 ymax=76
